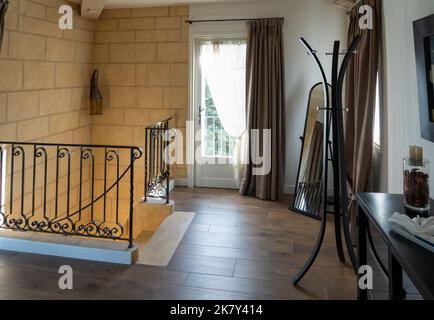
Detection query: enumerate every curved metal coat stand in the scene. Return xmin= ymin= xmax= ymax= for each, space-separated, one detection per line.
xmin=293 ymin=37 xmax=360 ymax=285
xmin=293 ymin=38 xmax=332 ymax=285
xmin=331 ymin=41 xmax=346 ymax=263
xmin=336 ymin=37 xmax=362 ymax=270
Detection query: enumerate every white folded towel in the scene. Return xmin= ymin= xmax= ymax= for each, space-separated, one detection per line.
xmin=388 ymin=212 xmax=434 ymax=237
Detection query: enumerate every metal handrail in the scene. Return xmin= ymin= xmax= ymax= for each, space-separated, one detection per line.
xmin=0 ymin=141 xmax=142 ymax=151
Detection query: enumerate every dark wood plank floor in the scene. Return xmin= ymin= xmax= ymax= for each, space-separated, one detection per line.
xmin=0 ymin=187 xmax=356 ymax=300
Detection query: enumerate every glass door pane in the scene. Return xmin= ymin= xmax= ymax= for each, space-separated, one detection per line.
xmin=202 ymin=80 xmax=236 ymax=158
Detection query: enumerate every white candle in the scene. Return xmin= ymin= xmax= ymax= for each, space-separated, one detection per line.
xmin=409 ymin=146 xmax=423 ymax=162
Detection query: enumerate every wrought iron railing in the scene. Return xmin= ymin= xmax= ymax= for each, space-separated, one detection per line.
xmin=0 ymin=142 xmax=142 ymax=248
xmin=144 ymin=118 xmax=173 ymax=204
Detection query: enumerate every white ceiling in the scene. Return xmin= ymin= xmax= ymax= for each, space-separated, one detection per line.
xmin=71 ymin=0 xmax=354 ymax=11
xmin=94 ymin=0 xmax=261 ymax=9
xmin=320 ymin=0 xmax=356 ymax=10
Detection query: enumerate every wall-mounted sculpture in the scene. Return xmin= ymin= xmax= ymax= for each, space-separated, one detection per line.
xmin=90 ymin=70 xmax=103 ymax=115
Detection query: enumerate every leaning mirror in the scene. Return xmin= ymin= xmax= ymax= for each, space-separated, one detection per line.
xmin=292 ymin=83 xmax=331 ymax=219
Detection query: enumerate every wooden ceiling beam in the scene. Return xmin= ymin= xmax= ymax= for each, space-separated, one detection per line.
xmin=80 ymin=0 xmax=106 ymax=20
xmin=320 ymin=0 xmax=357 ymax=11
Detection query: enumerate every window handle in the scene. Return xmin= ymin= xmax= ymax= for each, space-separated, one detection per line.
xmin=198 ymin=106 xmax=207 ymax=125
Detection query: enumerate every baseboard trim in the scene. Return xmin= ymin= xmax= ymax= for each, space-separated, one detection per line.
xmin=175 ymin=178 xmax=188 ymax=187
xmin=283 ymin=185 xmax=295 ymax=195
xmin=284 ymin=185 xmax=334 ymax=195
xmin=174 ymin=182 xmax=332 ymax=196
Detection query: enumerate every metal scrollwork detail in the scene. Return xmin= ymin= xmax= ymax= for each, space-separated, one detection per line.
xmin=147 ymin=182 xmax=167 ymax=198
xmin=35 ymin=147 xmax=47 ymax=159
xmin=4 ymin=215 xmax=27 ymax=230
xmin=105 ymin=149 xmax=119 ymax=162
xmin=57 ymin=147 xmax=70 ymax=159
xmin=133 ymin=148 xmax=143 ymax=160
xmin=12 ymin=146 xmax=24 ymax=158
xmin=28 ymin=216 xmax=51 ymax=232
xmin=51 ymin=217 xmax=75 ymax=234
xmin=97 ymin=222 xmax=124 ymax=239
xmin=81 ymin=148 xmax=94 ymax=160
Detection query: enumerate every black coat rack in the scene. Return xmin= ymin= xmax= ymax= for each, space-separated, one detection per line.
xmin=292 ymin=36 xmax=361 ymax=285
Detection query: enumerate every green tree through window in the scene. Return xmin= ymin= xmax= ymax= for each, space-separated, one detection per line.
xmin=203 ymin=80 xmax=236 ymax=158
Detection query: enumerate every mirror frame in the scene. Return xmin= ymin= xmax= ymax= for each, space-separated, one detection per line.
xmin=414 ymin=13 xmax=434 ymax=143
xmin=291 ymin=82 xmax=332 ymax=220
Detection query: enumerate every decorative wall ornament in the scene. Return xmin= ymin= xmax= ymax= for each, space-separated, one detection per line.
xmin=0 ymin=0 xmax=9 ymax=53
xmin=90 ymin=69 xmax=103 ymax=115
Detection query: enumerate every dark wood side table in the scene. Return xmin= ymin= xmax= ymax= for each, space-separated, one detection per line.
xmin=357 ymin=193 xmax=434 ymax=300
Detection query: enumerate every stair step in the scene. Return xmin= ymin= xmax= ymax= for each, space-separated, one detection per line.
xmin=0 ymin=228 xmax=138 ymax=265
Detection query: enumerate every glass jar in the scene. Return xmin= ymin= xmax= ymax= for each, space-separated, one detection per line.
xmin=403 ymin=158 xmax=430 ymax=212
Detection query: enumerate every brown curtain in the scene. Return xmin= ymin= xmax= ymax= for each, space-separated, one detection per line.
xmin=345 ymin=0 xmax=381 ymax=233
xmin=239 ymin=18 xmax=286 ymax=201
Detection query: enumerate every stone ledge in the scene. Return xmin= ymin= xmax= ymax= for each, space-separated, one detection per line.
xmin=0 ymin=229 xmax=138 ymax=265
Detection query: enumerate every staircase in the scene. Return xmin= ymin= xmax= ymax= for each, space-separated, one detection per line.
xmin=0 ymin=119 xmax=176 ymax=265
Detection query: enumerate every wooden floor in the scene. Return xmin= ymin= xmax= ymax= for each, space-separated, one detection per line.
xmin=0 ymin=187 xmax=356 ymax=300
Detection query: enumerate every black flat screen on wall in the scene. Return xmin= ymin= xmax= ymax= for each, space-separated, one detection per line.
xmin=424 ymin=35 xmax=434 ymax=122
xmin=414 ymin=14 xmax=434 ymax=142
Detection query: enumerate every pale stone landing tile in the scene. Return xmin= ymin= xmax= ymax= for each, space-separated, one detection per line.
xmin=0 ymin=228 xmax=33 ymax=240
xmin=137 ymin=211 xmax=195 ymax=267
xmin=76 ymin=238 xmax=130 ymax=250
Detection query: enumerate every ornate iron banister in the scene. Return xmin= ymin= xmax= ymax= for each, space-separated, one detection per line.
xmin=0 ymin=141 xmax=143 ymax=150
xmin=52 ymin=163 xmax=132 ymax=223
xmin=0 ymin=141 xmax=142 ymax=248
xmin=144 ymin=118 xmax=173 ymax=204
xmin=146 ymin=117 xmax=173 ymax=130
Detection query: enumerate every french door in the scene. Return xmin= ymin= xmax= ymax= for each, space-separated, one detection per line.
xmin=192 ymin=38 xmax=247 ymax=189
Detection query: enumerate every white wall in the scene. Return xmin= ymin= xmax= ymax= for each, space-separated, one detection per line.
xmin=189 ymin=0 xmax=348 ymax=192
xmin=382 ymin=0 xmax=434 ymax=197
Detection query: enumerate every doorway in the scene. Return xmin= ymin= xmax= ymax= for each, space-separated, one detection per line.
xmin=192 ymin=38 xmax=247 ymax=189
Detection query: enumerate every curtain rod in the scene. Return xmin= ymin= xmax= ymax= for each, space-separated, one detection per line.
xmin=185 ymin=17 xmax=284 ymax=24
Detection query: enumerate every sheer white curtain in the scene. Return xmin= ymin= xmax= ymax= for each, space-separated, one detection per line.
xmin=199 ymin=41 xmax=248 ymax=169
